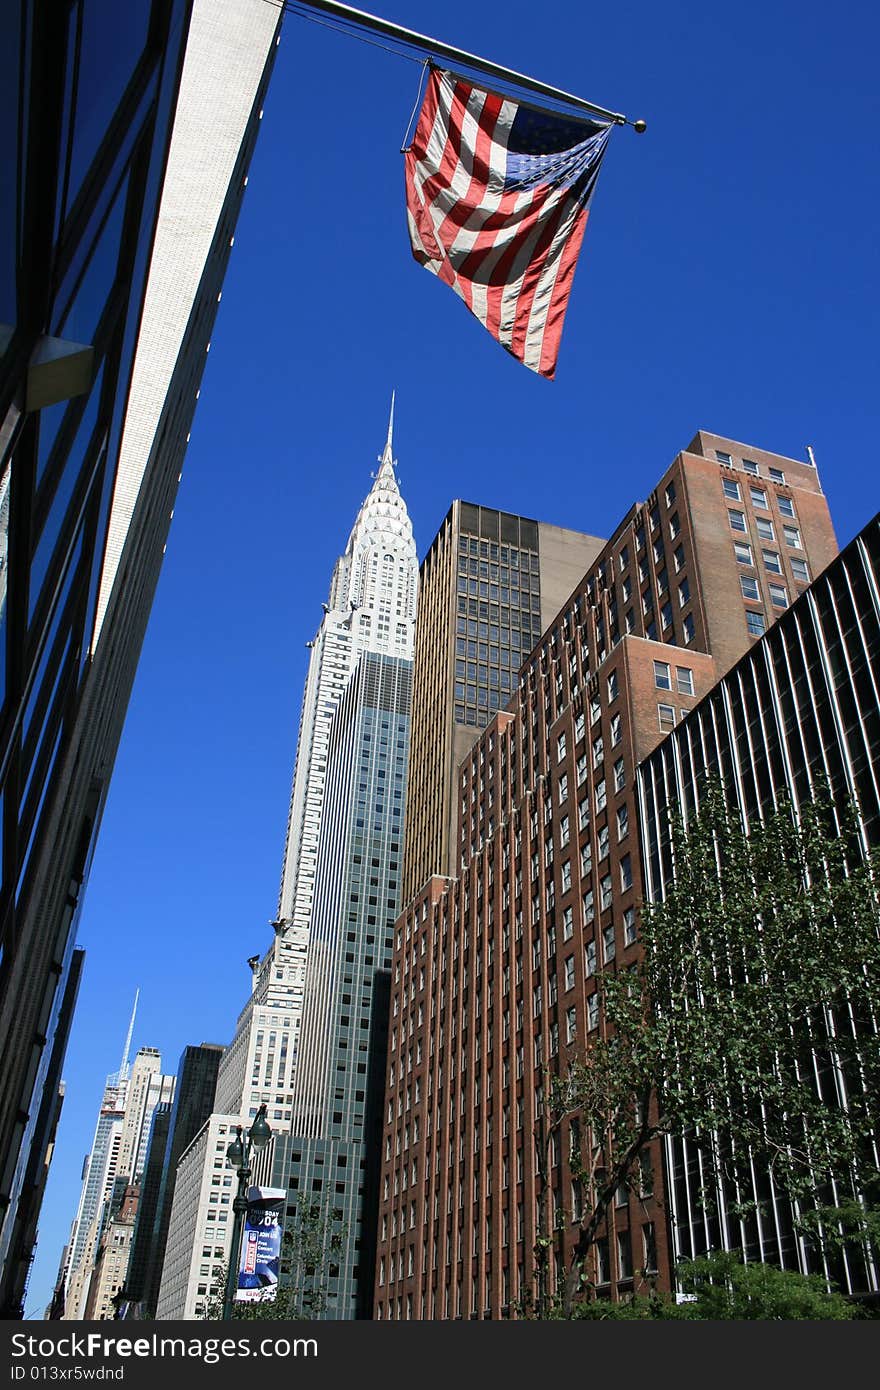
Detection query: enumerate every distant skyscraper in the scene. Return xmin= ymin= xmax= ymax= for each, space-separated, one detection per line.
xmin=403 ymin=501 xmax=605 ymax=903
xmin=122 ymin=1042 xmax=223 ymax=1319
xmin=0 ymin=0 xmax=283 ymax=1314
xmin=84 ymin=1183 xmax=140 ymax=1322
xmin=62 ymin=1003 xmax=174 ymax=1320
xmin=247 ymin=413 xmax=418 ymax=1319
xmin=120 ymin=1103 xmax=172 ymax=1318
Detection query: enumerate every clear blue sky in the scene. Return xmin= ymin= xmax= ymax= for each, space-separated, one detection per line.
xmin=25 ymin=0 xmax=880 ymax=1315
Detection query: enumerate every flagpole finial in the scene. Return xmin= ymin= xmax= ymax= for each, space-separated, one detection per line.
xmin=633 ymin=119 xmax=647 ymax=134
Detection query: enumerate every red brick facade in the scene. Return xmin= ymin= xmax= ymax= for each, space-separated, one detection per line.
xmin=374 ymin=435 xmax=838 ymax=1318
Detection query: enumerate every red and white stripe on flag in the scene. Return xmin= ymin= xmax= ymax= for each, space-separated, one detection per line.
xmin=404 ymin=67 xmax=612 ymax=380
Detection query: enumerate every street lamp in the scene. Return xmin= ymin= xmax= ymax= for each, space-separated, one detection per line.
xmin=222 ymin=1104 xmax=272 ymax=1319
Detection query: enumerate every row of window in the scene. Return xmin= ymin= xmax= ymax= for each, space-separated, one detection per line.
xmin=716 ymin=448 xmax=789 ymax=484
xmin=734 ymin=539 xmax=808 ymax=581
xmin=722 ymin=476 xmax=796 ymax=518
xmin=653 ymin=661 xmax=694 ymax=694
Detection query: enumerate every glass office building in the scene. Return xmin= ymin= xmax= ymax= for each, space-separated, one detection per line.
xmin=0 ymin=0 xmax=282 ymax=1315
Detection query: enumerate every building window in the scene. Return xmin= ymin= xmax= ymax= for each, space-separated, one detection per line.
xmin=661 ymin=601 xmax=672 ymax=630
xmin=791 ymin=557 xmax=809 ymax=583
xmin=613 ymin=757 xmax=625 ymax=792
xmin=607 ymin=669 xmax=619 ymax=701
xmin=669 ymin=511 xmax=680 ymax=539
xmin=595 ymin=779 xmax=606 ymax=812
xmin=750 ymin=486 xmax=768 ymax=509
xmin=742 ymin=458 xmax=759 ymax=475
xmin=623 ymin=906 xmax=637 ymax=945
xmin=715 ymin=450 xmax=732 ymax=465
xmin=653 ymin=660 xmax=671 ymax=690
xmin=617 ymin=1232 xmax=633 ymax=1281
xmin=682 ymin=613 xmax=695 ymax=644
xmin=564 ymin=956 xmax=575 ymax=991
xmin=722 ymin=478 xmax=740 ymax=501
xmin=769 ymin=583 xmax=788 ymax=608
xmin=562 ymin=905 xmax=574 ymax=940
xmin=618 ymin=544 xmax=629 ymax=572
xmin=756 ymin=518 xmax=774 ymax=542
xmin=592 ymin=735 xmax=604 ymax=768
xmin=734 ymin=541 xmax=753 ymax=566
xmin=728 ymin=509 xmax=746 ymax=533
xmin=664 ymin=482 xmax=676 ymax=507
xmin=600 ymin=874 xmax=612 ymax=910
xmin=783 ymin=525 xmax=802 ymax=549
xmin=610 ymin=712 xmax=622 ymax=746
xmin=675 ymin=666 xmax=694 ymax=695
xmin=769 ymin=467 xmax=785 ymax=483
xmin=746 ymin=610 xmax=765 ymax=637
xmin=587 ymin=994 xmax=600 ymax=1031
xmin=678 ymin=576 xmax=690 ymax=608
xmin=602 ymin=924 xmax=615 ymax=962
xmin=566 ymin=1006 xmax=577 ymax=1044
xmin=642 ymin=1222 xmax=658 ymax=1272
xmin=673 ymin=543 xmax=685 ymax=572
xmin=598 ymin=824 xmax=609 ymax=860
xmin=763 ymin=549 xmax=782 ymax=574
xmin=620 ymin=855 xmax=633 ymax=891
xmin=557 ymin=732 xmax=567 ymax=762
xmin=740 ymin=575 xmax=759 ymax=601
xmin=585 ymin=940 xmax=596 ymax=975
xmin=617 ymin=804 xmax=628 ymax=840
xmin=778 ymin=495 xmax=795 ymax=518
xmin=658 ymin=703 xmax=676 ymax=732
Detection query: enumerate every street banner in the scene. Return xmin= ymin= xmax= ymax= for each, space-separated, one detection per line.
xmin=235 ymin=1185 xmax=286 ymax=1303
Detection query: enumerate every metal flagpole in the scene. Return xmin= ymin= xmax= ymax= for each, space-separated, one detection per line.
xmin=284 ymin=0 xmax=647 ymax=131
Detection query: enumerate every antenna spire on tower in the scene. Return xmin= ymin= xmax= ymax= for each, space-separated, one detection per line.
xmin=119 ymin=988 xmax=139 ymax=1081
xmin=378 ymin=391 xmax=396 ymax=469
xmin=385 ymin=389 xmax=395 ymax=458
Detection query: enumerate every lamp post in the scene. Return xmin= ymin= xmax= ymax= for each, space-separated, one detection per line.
xmin=222 ymin=1104 xmax=272 ymax=1320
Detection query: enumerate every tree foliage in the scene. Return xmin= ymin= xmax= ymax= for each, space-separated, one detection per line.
xmin=539 ymin=783 xmax=880 ymax=1316
xmin=553 ymin=1251 xmax=854 ymax=1320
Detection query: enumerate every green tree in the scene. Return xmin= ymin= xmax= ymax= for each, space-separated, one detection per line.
xmin=201 ymin=1202 xmax=346 ymax=1320
xmin=552 ymin=1251 xmax=854 ymax=1320
xmin=538 ymin=784 xmax=880 ymax=1317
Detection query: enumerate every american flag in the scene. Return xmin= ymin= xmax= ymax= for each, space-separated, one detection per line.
xmin=405 ymin=66 xmax=613 ymax=380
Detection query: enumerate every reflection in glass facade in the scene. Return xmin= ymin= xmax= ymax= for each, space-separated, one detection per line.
xmin=639 ymin=515 xmax=880 ymax=1298
xmin=0 ymin=0 xmax=282 ymax=1316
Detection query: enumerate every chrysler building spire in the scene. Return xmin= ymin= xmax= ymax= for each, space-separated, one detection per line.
xmin=379 ymin=390 xmax=395 ymax=473
xmin=276 ymin=400 xmax=418 ymax=930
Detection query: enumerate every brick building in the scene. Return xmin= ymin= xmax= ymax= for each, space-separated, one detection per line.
xmin=374 ymin=432 xmax=838 ymax=1318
